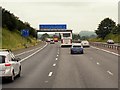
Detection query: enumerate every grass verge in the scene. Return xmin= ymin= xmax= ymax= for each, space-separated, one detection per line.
xmin=89 ymin=33 xmax=120 ymax=43
xmin=1 ymin=28 xmax=40 ymax=50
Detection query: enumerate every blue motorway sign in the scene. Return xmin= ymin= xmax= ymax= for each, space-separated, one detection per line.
xmin=21 ymin=29 xmax=29 ymax=37
xmin=39 ymin=24 xmax=67 ymax=29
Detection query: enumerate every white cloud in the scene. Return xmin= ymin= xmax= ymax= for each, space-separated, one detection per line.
xmin=1 ymin=1 xmax=118 ymax=33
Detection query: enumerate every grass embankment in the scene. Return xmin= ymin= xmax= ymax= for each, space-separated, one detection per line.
xmin=89 ymin=33 xmax=120 ymax=43
xmin=2 ymin=28 xmax=40 ymax=50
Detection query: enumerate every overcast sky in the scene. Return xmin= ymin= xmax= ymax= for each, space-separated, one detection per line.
xmin=1 ymin=0 xmax=119 ymax=33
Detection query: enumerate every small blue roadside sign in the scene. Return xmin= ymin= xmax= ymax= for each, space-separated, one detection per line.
xmin=21 ymin=29 xmax=29 ymax=37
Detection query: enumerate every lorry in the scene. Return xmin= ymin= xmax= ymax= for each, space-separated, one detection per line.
xmin=53 ymin=35 xmax=58 ymax=42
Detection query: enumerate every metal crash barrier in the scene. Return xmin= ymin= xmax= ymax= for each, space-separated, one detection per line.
xmin=90 ymin=42 xmax=120 ymax=51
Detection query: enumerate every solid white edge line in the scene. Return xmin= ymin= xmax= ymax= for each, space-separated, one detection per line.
xmin=48 ymin=72 xmax=53 ymax=77
xmin=15 ymin=44 xmax=44 ymax=56
xmin=20 ymin=43 xmax=47 ymax=63
xmin=107 ymin=71 xmax=113 ymax=76
xmin=15 ymin=51 xmax=27 ymax=56
xmin=91 ymin=46 xmax=120 ymax=56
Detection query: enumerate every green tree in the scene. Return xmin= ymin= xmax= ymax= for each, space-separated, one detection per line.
xmin=2 ymin=7 xmax=36 ymax=37
xmin=2 ymin=9 xmax=17 ymax=31
xmin=72 ymin=34 xmax=80 ymax=40
xmin=117 ymin=24 xmax=120 ymax=34
xmin=89 ymin=34 xmax=97 ymax=38
xmin=95 ymin=18 xmax=116 ymax=39
xmin=41 ymin=33 xmax=50 ymax=41
xmin=111 ymin=24 xmax=120 ymax=34
xmin=81 ymin=36 xmax=89 ymax=40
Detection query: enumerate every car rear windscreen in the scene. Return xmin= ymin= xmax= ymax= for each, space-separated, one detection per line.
xmin=73 ymin=46 xmax=81 ymax=47
xmin=0 ymin=56 xmax=5 ymax=63
xmin=63 ymin=33 xmax=70 ymax=37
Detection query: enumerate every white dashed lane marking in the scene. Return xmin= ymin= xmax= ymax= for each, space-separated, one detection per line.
xmin=90 ymin=57 xmax=93 ymax=60
xmin=45 ymin=81 xmax=48 ymax=83
xmin=48 ymin=72 xmax=53 ymax=77
xmin=56 ymin=58 xmax=58 ymax=61
xmin=53 ymin=63 xmax=56 ymax=67
xmin=97 ymin=62 xmax=100 ymax=65
xmin=107 ymin=71 xmax=113 ymax=76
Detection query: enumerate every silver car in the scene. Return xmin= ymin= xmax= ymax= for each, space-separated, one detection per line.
xmin=0 ymin=50 xmax=21 ymax=82
xmin=107 ymin=39 xmax=114 ymax=44
xmin=81 ymin=40 xmax=90 ymax=47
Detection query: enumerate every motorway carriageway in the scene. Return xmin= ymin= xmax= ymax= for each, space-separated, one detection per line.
xmin=2 ymin=42 xmax=118 ymax=88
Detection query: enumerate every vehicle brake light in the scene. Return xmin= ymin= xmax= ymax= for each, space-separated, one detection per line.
xmin=70 ymin=39 xmax=72 ymax=43
xmin=5 ymin=63 xmax=11 ymax=66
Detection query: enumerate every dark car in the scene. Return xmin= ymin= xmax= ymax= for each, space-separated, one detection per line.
xmin=70 ymin=43 xmax=84 ymax=54
xmin=50 ymin=40 xmax=55 ymax=44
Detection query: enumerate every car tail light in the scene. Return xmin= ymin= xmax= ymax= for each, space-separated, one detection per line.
xmin=5 ymin=63 xmax=11 ymax=66
xmin=61 ymin=39 xmax=63 ymax=43
xmin=70 ymin=39 xmax=72 ymax=43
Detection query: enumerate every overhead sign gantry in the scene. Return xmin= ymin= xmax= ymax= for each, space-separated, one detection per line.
xmin=36 ymin=24 xmax=72 ymax=39
xmin=37 ymin=24 xmax=72 ymax=33
xmin=39 ymin=24 xmax=67 ymax=29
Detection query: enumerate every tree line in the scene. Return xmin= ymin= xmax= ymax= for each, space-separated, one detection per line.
xmin=95 ymin=18 xmax=120 ymax=39
xmin=2 ymin=7 xmax=36 ymax=37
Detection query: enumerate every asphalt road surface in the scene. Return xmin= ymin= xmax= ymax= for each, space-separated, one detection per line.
xmin=2 ymin=42 xmax=118 ymax=88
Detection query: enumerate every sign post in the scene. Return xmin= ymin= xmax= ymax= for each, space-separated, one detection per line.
xmin=21 ymin=29 xmax=29 ymax=48
xmin=21 ymin=29 xmax=29 ymax=37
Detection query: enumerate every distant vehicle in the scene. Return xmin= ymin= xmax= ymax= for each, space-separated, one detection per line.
xmin=50 ymin=40 xmax=55 ymax=44
xmin=72 ymin=40 xmax=81 ymax=43
xmin=107 ymin=39 xmax=114 ymax=44
xmin=70 ymin=43 xmax=84 ymax=54
xmin=81 ymin=40 xmax=90 ymax=47
xmin=61 ymin=33 xmax=72 ymax=47
xmin=0 ymin=49 xmax=21 ymax=82
xmin=46 ymin=38 xmax=51 ymax=42
xmin=53 ymin=35 xmax=58 ymax=42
